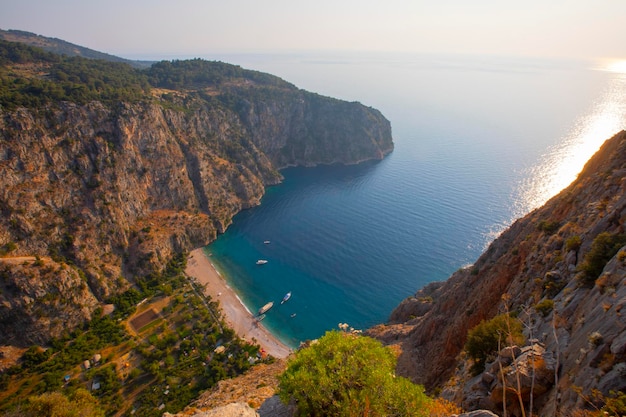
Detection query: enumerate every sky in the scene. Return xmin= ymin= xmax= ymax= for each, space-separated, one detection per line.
xmin=0 ymin=0 xmax=625 ymax=61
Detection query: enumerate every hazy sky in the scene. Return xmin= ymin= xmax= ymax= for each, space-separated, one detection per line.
xmin=0 ymin=0 xmax=624 ymax=60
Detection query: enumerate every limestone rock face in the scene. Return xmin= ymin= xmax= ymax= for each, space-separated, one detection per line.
xmin=0 ymin=85 xmax=392 ymax=346
xmin=0 ymin=257 xmax=99 ymax=345
xmin=369 ymin=131 xmax=626 ymax=416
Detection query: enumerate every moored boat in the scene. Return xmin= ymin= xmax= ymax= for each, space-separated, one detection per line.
xmin=281 ymin=291 xmax=292 ymax=304
xmin=258 ymin=301 xmax=274 ymax=315
xmin=256 ymin=259 xmax=268 ymax=265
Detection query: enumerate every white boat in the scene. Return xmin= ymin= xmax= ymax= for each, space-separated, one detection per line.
xmin=258 ymin=301 xmax=274 ymax=315
xmin=256 ymin=259 xmax=268 ymax=265
xmin=281 ymin=291 xmax=292 ymax=304
xmin=263 ymin=240 xmax=271 ymax=244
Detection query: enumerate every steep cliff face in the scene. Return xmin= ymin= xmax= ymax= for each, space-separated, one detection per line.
xmin=368 ymin=131 xmax=626 ymax=416
xmin=0 ymin=49 xmax=393 ymax=346
xmin=232 ymin=89 xmax=393 ymax=168
xmin=0 ymin=257 xmax=99 ymax=345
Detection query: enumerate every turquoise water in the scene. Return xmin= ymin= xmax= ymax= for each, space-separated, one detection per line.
xmin=204 ymin=53 xmax=626 ymax=348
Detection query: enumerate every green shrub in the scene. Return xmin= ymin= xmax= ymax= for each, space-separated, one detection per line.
xmin=537 ymin=220 xmax=561 ymax=234
xmin=279 ymin=330 xmax=431 ymax=417
xmin=578 ymin=232 xmax=626 ymax=286
xmin=465 ymin=313 xmax=525 ymax=373
xmin=0 ymin=241 xmax=17 ymax=255
xmin=603 ymin=390 xmax=626 ymax=416
xmin=534 ymin=299 xmax=554 ymax=317
xmin=542 ymin=272 xmax=565 ymax=297
xmin=565 ymin=235 xmax=582 ymax=252
xmin=33 ymin=256 xmax=44 ymax=267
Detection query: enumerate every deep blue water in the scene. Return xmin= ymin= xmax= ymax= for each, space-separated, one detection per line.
xmin=204 ymin=52 xmax=625 ymax=348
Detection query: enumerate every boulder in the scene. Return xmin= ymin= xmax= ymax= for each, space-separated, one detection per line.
xmin=491 ymin=344 xmax=556 ymax=410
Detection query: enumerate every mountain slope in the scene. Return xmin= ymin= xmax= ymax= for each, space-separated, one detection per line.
xmin=0 ymin=28 xmax=151 ymax=68
xmin=0 ymin=40 xmax=393 ymax=346
xmin=368 ymin=130 xmax=626 ymax=416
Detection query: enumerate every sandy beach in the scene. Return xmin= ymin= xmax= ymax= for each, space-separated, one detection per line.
xmin=185 ymin=248 xmax=292 ymax=359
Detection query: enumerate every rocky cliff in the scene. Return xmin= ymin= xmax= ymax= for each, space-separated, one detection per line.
xmin=368 ymin=130 xmax=626 ymax=416
xmin=0 ymin=42 xmax=393 ymax=346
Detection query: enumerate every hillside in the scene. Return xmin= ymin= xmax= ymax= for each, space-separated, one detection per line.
xmin=368 ymin=130 xmax=626 ymax=416
xmin=0 ymin=29 xmax=151 ymax=68
xmin=4 ymin=32 xmax=625 ymax=417
xmin=0 ymin=39 xmax=393 ymax=347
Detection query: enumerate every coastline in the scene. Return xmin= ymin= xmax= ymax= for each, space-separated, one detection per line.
xmin=185 ymin=248 xmax=292 ymax=359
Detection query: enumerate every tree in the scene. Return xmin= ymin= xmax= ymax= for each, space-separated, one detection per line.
xmin=278 ymin=330 xmax=431 ymax=417
xmin=21 ymin=345 xmax=50 ymax=369
xmin=18 ymin=389 xmax=105 ymax=417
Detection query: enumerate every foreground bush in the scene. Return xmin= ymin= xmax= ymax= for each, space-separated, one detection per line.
xmin=279 ymin=330 xmax=431 ymax=417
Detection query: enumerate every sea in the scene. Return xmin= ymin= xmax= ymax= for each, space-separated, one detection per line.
xmin=199 ymin=52 xmax=626 ymax=348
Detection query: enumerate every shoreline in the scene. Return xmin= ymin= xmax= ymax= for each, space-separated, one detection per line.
xmin=185 ymin=248 xmax=292 ymax=359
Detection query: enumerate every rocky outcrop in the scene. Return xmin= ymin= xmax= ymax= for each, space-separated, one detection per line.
xmin=191 ymin=359 xmax=287 ymax=411
xmin=164 ymin=402 xmax=259 ymax=417
xmin=369 ymin=130 xmax=626 ymax=416
xmin=166 ymin=360 xmax=292 ymax=417
xmin=233 ymin=89 xmax=393 ymax=168
xmin=0 ymin=62 xmax=392 ymax=346
xmin=0 ymin=257 xmax=99 ymax=345
xmin=452 ymin=343 xmax=558 ymax=414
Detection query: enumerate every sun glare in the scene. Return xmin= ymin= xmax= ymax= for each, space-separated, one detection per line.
xmin=606 ymin=60 xmax=626 ymax=74
xmin=515 ymin=73 xmax=626 ymax=218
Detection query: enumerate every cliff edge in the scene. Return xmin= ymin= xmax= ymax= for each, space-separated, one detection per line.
xmin=368 ymin=130 xmax=626 ymax=416
xmin=0 ymin=41 xmax=393 ymax=346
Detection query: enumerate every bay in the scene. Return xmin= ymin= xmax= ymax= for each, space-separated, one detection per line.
xmin=204 ymin=52 xmax=626 ymax=348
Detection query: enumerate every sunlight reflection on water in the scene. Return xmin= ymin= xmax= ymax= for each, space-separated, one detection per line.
xmin=514 ymin=72 xmax=626 ymax=219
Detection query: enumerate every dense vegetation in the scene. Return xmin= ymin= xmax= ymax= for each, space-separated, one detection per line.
xmin=146 ymin=58 xmax=292 ymax=90
xmin=0 ymin=254 xmax=266 ymax=416
xmin=0 ymin=40 xmax=150 ymax=109
xmin=0 ymin=29 xmax=145 ymax=67
xmin=0 ymin=39 xmax=296 ymax=111
xmin=0 ymin=38 xmax=59 ymax=65
xmin=279 ymin=330 xmax=434 ymax=417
